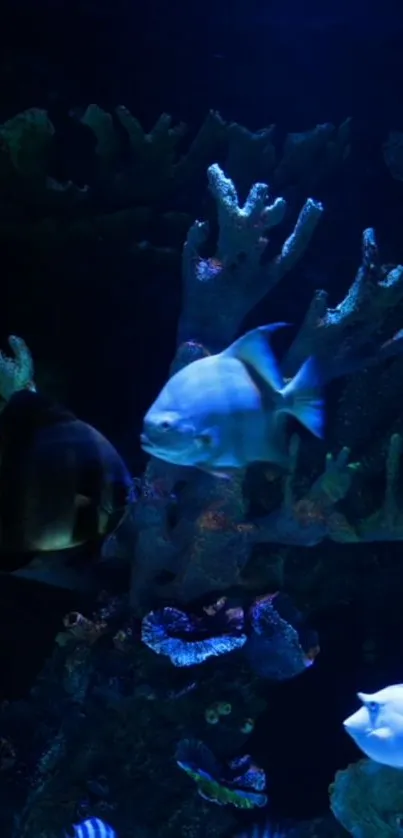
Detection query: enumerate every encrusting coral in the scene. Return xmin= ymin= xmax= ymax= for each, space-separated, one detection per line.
xmin=330 ymin=758 xmax=403 ymax=838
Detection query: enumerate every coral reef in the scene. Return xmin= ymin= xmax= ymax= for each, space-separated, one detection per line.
xmin=4 ymin=108 xmax=403 ymax=838
xmin=4 ymin=588 xmax=271 ymax=838
xmin=282 ymin=227 xmax=403 ymax=379
xmin=0 ymin=106 xmax=349 ymax=261
xmin=383 ymin=131 xmax=403 ymax=182
xmin=133 ymin=163 xmax=323 ymax=608
xmin=132 ymin=168 xmax=403 ymax=611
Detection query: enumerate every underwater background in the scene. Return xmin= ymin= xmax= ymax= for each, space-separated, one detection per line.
xmin=1 ymin=0 xmax=403 ymax=835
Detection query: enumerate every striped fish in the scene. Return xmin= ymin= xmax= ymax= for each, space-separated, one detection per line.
xmin=141 ymin=324 xmax=324 ymax=478
xmin=235 ymin=822 xmax=285 ymax=838
xmin=69 ymin=817 xmax=117 ymax=838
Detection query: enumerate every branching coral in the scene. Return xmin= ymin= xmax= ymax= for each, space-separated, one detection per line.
xmin=178 ymin=163 xmax=323 ymax=351
xmin=252 ymin=436 xmax=360 ymax=546
xmin=356 ymin=434 xmax=403 ymax=541
xmin=133 ymin=164 xmax=324 ymax=608
xmin=0 ymin=106 xmax=349 ymax=260
xmin=283 ymin=227 xmax=403 ymax=379
xmin=133 ymin=165 xmax=403 ymax=607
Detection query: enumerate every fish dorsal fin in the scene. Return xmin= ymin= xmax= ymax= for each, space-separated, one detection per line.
xmin=357 ymin=692 xmax=373 ymax=704
xmin=222 ymin=324 xmax=287 ymax=392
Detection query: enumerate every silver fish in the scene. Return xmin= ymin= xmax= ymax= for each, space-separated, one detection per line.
xmin=141 ymin=324 xmax=324 ymax=477
xmin=343 ymin=683 xmax=403 ymax=767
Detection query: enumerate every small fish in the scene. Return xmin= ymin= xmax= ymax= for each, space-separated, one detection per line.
xmin=343 ymin=683 xmax=403 ymax=767
xmin=141 ymin=324 xmax=323 ymax=477
xmin=234 ymin=822 xmax=285 ymax=838
xmin=69 ymin=817 xmax=116 ymax=838
xmin=0 ymin=389 xmax=132 ymax=589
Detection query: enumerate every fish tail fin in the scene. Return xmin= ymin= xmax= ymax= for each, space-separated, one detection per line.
xmin=279 ymin=357 xmax=324 ymax=439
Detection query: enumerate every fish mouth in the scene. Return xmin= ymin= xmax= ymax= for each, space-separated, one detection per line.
xmin=140 ymin=435 xmax=169 ymax=461
xmin=140 ymin=433 xmax=154 ymax=449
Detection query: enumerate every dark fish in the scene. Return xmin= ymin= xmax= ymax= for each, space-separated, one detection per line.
xmin=0 ymin=390 xmax=132 ymax=587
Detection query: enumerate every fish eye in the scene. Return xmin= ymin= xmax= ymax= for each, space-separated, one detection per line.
xmin=367 ymin=701 xmax=378 ymax=713
xmin=199 ymin=434 xmax=213 ymax=447
xmin=159 ymin=419 xmax=172 ymax=431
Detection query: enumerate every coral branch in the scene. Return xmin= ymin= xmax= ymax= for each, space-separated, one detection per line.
xmin=178 ymin=163 xmax=323 ymax=351
xmin=283 ymin=227 xmax=403 ymax=377
xmin=253 ymin=438 xmax=359 ymax=546
xmin=357 ymin=434 xmax=403 ymax=541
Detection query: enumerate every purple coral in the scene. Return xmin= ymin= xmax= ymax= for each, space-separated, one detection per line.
xmin=246 ymin=593 xmax=319 ymax=680
xmin=141 ymin=600 xmax=247 ymax=666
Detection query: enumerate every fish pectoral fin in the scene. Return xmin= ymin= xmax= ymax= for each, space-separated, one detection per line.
xmin=198 ymin=465 xmax=234 ymax=480
xmin=279 ymin=357 xmax=324 ymax=439
xmin=222 ymin=324 xmax=288 ymax=391
xmin=371 ymin=726 xmax=392 ymax=740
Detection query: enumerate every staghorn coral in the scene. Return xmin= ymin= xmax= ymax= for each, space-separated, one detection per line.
xmin=223 ymin=118 xmax=351 ymax=198
xmin=283 ymin=227 xmax=403 ymax=380
xmin=330 ymin=758 xmax=403 ymax=838
xmin=178 ymin=162 xmax=323 ymax=350
xmin=356 ymin=434 xmax=403 ymax=542
xmin=133 ymin=163 xmax=324 ymax=608
xmin=0 ymin=106 xmax=349 ymax=262
xmin=80 ymin=104 xmax=187 ymax=203
xmin=383 ymin=131 xmax=403 ymax=182
xmin=252 ymin=436 xmax=360 ymax=547
xmin=133 ymin=172 xmax=403 ymax=608
xmin=0 ymin=108 xmax=54 ymax=181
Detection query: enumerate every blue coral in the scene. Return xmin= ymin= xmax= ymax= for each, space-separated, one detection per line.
xmin=141 ymin=605 xmax=247 ymax=666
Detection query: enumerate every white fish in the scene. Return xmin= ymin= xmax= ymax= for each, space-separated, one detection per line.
xmin=69 ymin=817 xmax=117 ymax=838
xmin=343 ymin=684 xmax=403 ymax=767
xmin=141 ymin=324 xmax=324 ymax=477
